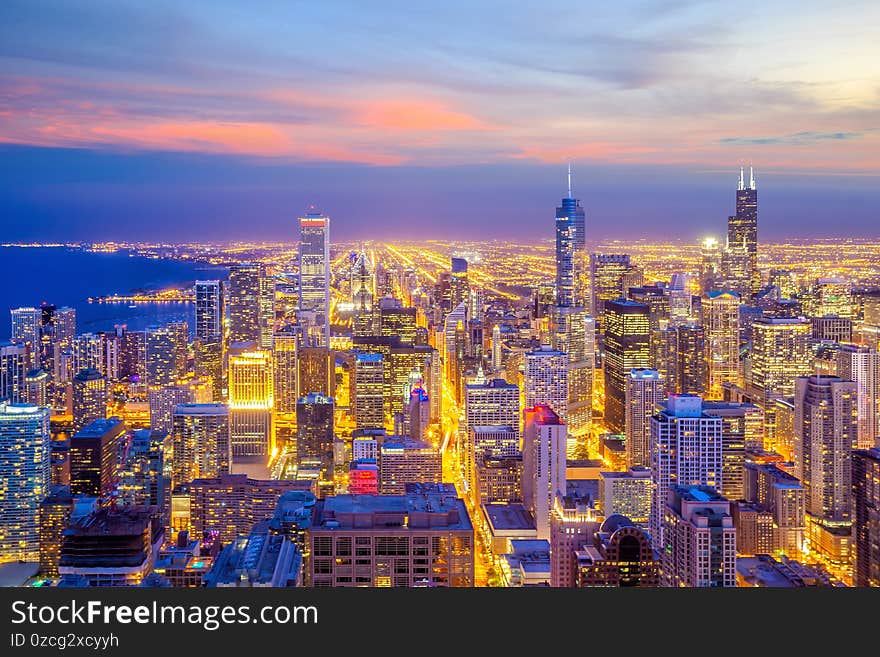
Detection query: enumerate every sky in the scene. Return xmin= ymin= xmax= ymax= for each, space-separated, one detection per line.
xmin=1 ymin=0 xmax=878 ymax=242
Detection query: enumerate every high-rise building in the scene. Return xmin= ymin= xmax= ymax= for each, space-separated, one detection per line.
xmin=258 ymin=275 xmax=275 ymax=350
xmin=195 ymin=280 xmax=224 ymax=341
xmin=10 ymin=307 xmax=42 ymax=368
xmin=702 ymin=401 xmax=764 ymax=501
xmin=597 ymin=468 xmax=653 ymax=527
xmin=38 ymin=485 xmax=73 ymax=576
xmin=118 ymin=429 xmax=171 ymax=522
xmin=296 ymin=393 xmax=334 ymax=484
xmin=555 ymin=166 xmax=587 ymax=308
xmin=353 ymin=352 xmax=384 ymax=430
xmin=727 ymin=165 xmax=759 ymax=297
xmin=406 ymin=385 xmax=430 ymax=441
xmin=70 ymin=417 xmax=126 ymax=498
xmin=145 ymin=325 xmax=177 ymax=388
xmin=550 ymin=496 xmax=598 ymax=587
xmin=852 ymin=448 xmax=880 ymax=587
xmin=747 ymin=318 xmax=812 ymax=403
xmin=667 ymin=273 xmax=693 ymax=327
xmin=675 ymin=323 xmax=707 ymax=395
xmin=475 ymin=454 xmax=523 ymax=505
xmin=0 ymin=402 xmax=50 ymax=562
xmin=522 ymin=405 xmax=567 ymax=541
xmin=524 ymin=346 xmax=568 ymax=425
xmin=297 ymin=347 xmax=334 ymax=398
xmin=464 ymin=378 xmax=520 ymax=440
xmin=72 ymin=368 xmax=107 ymax=432
xmin=807 ymin=278 xmax=853 ymax=319
xmin=590 ymin=254 xmax=630 ymax=319
xmin=552 ymin=306 xmax=595 ymax=451
xmin=299 ymin=208 xmax=331 ymax=347
xmin=703 ymin=291 xmax=741 ymax=398
xmin=836 ymin=344 xmax=880 ymax=449
xmin=811 ymin=315 xmax=853 ymax=343
xmin=743 ymin=462 xmax=805 ymax=558
xmin=171 ymin=403 xmax=230 ymax=486
xmin=309 ymin=483 xmax=474 ymax=587
xmin=148 ymin=379 xmax=212 ymax=434
xmin=699 ymin=237 xmax=722 ymax=293
xmin=450 ymin=257 xmax=470 ymax=310
xmin=228 ymin=348 xmax=274 ymax=459
xmin=229 ymin=263 xmax=265 ymax=344
xmin=272 ymin=331 xmax=299 ymax=413
xmin=650 ymin=394 xmax=723 ymax=548
xmin=0 ymin=342 xmax=26 ymax=403
xmin=194 ymin=339 xmax=224 ymax=401
xmin=794 ymin=376 xmax=857 ymax=527
xmin=624 ymin=368 xmax=665 ymax=469
xmin=661 ymin=485 xmax=737 ymax=587
xmin=576 ymin=515 xmax=660 ymax=587
xmin=24 ymin=368 xmax=49 ymax=406
xmin=603 ymin=299 xmax=650 ymax=433
xmin=379 ymin=439 xmax=442 ymax=494
xmin=351 ymin=251 xmax=375 ymax=337
xmin=184 ymin=474 xmax=313 ymax=545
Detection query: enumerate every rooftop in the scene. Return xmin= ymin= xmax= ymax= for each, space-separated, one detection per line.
xmin=482 ymin=503 xmax=537 ymax=532
xmin=73 ymin=417 xmax=125 ymax=439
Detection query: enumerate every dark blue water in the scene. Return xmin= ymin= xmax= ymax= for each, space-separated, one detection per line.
xmin=0 ymin=246 xmax=227 ymax=339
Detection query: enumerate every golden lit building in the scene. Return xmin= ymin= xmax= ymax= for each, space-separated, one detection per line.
xmin=703 ymin=291 xmax=741 ymax=398
xmin=228 ymin=348 xmax=274 ymax=460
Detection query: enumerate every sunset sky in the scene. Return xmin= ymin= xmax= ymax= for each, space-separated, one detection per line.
xmin=1 ymin=0 xmax=878 ymax=241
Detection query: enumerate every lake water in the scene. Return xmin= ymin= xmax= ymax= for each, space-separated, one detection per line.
xmin=0 ymin=246 xmax=227 ymax=339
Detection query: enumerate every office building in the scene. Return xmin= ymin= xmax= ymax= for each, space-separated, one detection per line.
xmin=549 ymin=495 xmax=598 ymax=587
xmin=650 ymin=395 xmax=723 ymax=548
xmin=853 ymin=448 xmax=880 ymax=587
xmin=675 ymin=323 xmax=707 ymax=395
xmin=24 ymin=368 xmax=49 ymax=406
xmin=747 ymin=318 xmax=812 ymax=403
xmin=10 ymin=307 xmax=41 ymax=368
xmin=228 ymin=263 xmax=265 ymax=345
xmin=0 ymin=403 xmax=51 ymax=562
xmin=555 ymin=167 xmax=587 ymax=308
xmin=272 ymin=331 xmax=298 ymax=413
xmin=72 ymin=368 xmax=107 ymax=433
xmin=576 ymin=515 xmax=660 ymax=587
xmin=58 ymin=506 xmax=164 ymax=586
xmin=812 ymin=316 xmax=853 ymax=343
xmin=552 ymin=306 xmax=595 ymax=450
xmin=148 ymin=379 xmax=212 ymax=434
xmin=727 ymin=165 xmax=759 ymax=297
xmin=743 ymin=462 xmax=805 ymax=557
xmin=379 ymin=439 xmax=442 ymax=494
xmin=661 ymin=485 xmax=737 ymax=587
xmin=171 ymin=403 xmax=230 ymax=486
xmin=699 ymin=237 xmax=722 ymax=293
xmin=524 ymin=346 xmax=568 ymax=425
xmin=522 ymin=405 xmax=567 ymax=541
xmin=597 ymin=468 xmax=652 ymax=527
xmin=837 ymin=344 xmax=880 ymax=450
xmin=144 ymin=325 xmax=178 ymax=388
xmin=195 ymin=280 xmax=224 ymax=341
xmin=298 ymin=346 xmax=334 ymax=397
xmin=309 ymin=483 xmax=474 ymax=587
xmin=204 ymin=520 xmax=303 ymax=587
xmin=624 ymin=368 xmax=665 ymax=469
xmin=604 ymin=299 xmax=651 ymax=432
xmin=70 ymin=417 xmax=126 ymax=497
xmin=228 ymin=348 xmax=274 ymax=459
xmin=475 ymin=454 xmax=523 ymax=504
xmin=296 ymin=393 xmax=334 ymax=484
xmin=590 ymin=254 xmax=631 ymax=319
xmin=703 ymin=291 xmax=741 ymax=398
xmin=299 ymin=208 xmax=331 ymax=347
xmin=353 ymin=352 xmax=384 ymax=430
xmin=118 ymin=429 xmax=171 ymax=519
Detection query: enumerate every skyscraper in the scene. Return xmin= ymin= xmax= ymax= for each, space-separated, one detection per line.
xmin=0 ymin=402 xmax=50 ymax=562
xmin=555 ymin=165 xmax=587 ymax=308
xmin=148 ymin=379 xmax=212 ymax=434
xmin=675 ymin=323 xmax=707 ymax=395
xmin=171 ymin=403 xmax=230 ymax=486
xmin=852 ymin=448 xmax=880 ymax=587
xmin=703 ymin=291 xmax=741 ymax=398
xmin=351 ymin=251 xmax=375 ymax=337
xmin=228 ymin=348 xmax=274 ymax=460
xmin=603 ymin=299 xmax=651 ymax=433
xmin=727 ymin=165 xmax=759 ymax=297
xmin=747 ymin=317 xmax=812 ymax=403
xmin=72 ymin=368 xmax=107 ymax=432
xmin=522 ymin=405 xmax=567 ymax=541
xmin=145 ymin=325 xmax=177 ymax=388
xmin=590 ymin=254 xmax=630 ymax=319
xmin=794 ymin=376 xmax=856 ymax=525
xmin=10 ymin=307 xmax=41 ymax=368
xmin=450 ymin=257 xmax=470 ymax=310
xmin=353 ymin=352 xmax=384 ymax=430
xmin=650 ymin=394 xmax=723 ymax=548
xmin=195 ymin=280 xmax=224 ymax=341
xmin=273 ymin=330 xmax=299 ymax=414
xmin=836 ymin=344 xmax=880 ymax=450
xmin=228 ymin=263 xmax=264 ymax=344
xmin=0 ymin=342 xmax=26 ymax=403
xmin=702 ymin=401 xmax=764 ymax=501
xmin=524 ymin=346 xmax=568 ymax=425
xmin=70 ymin=417 xmax=125 ymax=498
xmin=299 ymin=208 xmax=331 ymax=347
xmin=624 ymin=368 xmax=665 ymax=469
xmin=296 ymin=393 xmax=334 ymax=485
xmin=552 ymin=306 xmax=595 ymax=452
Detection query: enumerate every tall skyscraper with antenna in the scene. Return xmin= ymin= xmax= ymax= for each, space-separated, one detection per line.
xmin=299 ymin=206 xmax=331 ymax=347
xmin=727 ymin=166 xmax=759 ymax=297
xmin=555 ymin=164 xmax=587 ymax=308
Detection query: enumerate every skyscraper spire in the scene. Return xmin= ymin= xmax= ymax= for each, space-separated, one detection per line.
xmin=749 ymin=165 xmax=755 ymax=190
xmin=738 ymin=165 xmax=745 ymax=191
xmin=567 ymin=162 xmax=572 ymax=199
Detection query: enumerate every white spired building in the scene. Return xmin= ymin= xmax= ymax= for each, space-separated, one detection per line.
xmin=0 ymin=402 xmax=51 ymax=562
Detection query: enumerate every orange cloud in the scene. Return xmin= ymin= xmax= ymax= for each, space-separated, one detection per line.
xmin=515 ymin=141 xmax=658 ymax=163
xmin=90 ymin=121 xmax=292 ymax=156
xmin=354 ymin=99 xmax=494 ymax=132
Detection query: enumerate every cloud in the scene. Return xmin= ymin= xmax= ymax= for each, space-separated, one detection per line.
xmin=718 ymin=130 xmax=872 ymax=145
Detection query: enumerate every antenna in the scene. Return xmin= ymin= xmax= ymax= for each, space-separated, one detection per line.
xmin=567 ymin=162 xmax=572 ymax=199
xmin=749 ymin=165 xmax=756 ymax=190
xmin=738 ymin=166 xmax=745 ymax=191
